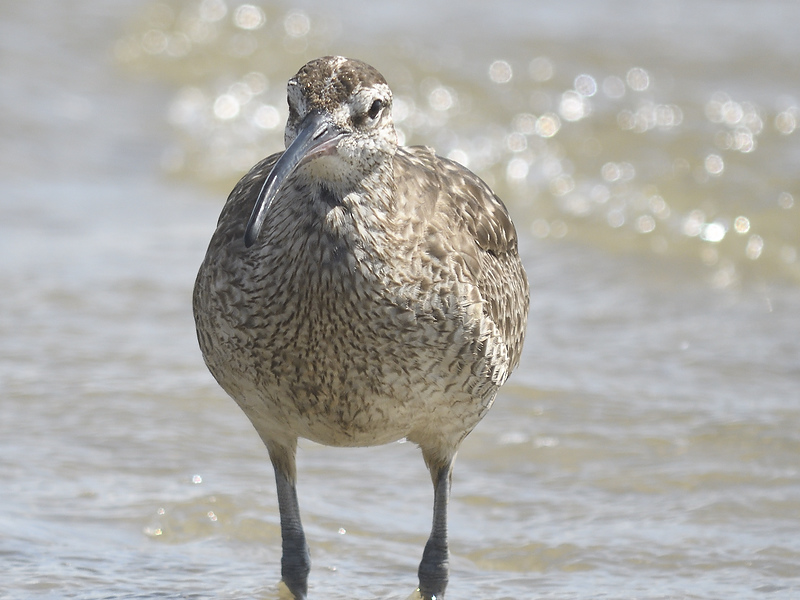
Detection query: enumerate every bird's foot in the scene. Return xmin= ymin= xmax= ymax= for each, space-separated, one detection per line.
xmin=417 ymin=538 xmax=449 ymax=599
xmin=280 ymin=551 xmax=310 ymax=600
xmin=407 ymin=587 xmax=443 ymax=600
xmin=277 ymin=578 xmax=307 ymax=600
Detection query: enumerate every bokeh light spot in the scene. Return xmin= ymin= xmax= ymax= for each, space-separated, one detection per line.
xmin=559 ymin=90 xmax=589 ymax=122
xmin=701 ymin=221 xmax=726 ymax=243
xmin=233 ymin=4 xmax=265 ymax=30
xmin=489 ymin=60 xmax=513 ymax=84
xmin=428 ymin=87 xmax=455 ymax=111
xmin=253 ymin=104 xmax=280 ymax=129
xmin=506 ymin=157 xmax=529 ymax=181
xmin=213 ymin=94 xmax=240 ymax=120
xmin=682 ymin=210 xmax=706 ymax=237
xmin=142 ymin=29 xmax=168 ymax=55
xmin=199 ymin=0 xmax=227 ymax=22
xmin=535 ymin=113 xmax=560 ymax=138
xmin=602 ymin=75 xmax=626 ymax=99
xmin=775 ymin=109 xmax=797 ymax=134
xmin=626 ymin=67 xmax=650 ymax=92
xmin=528 ymin=56 xmax=554 ymax=82
xmin=704 ymin=154 xmax=724 ymax=175
xmin=746 ymin=235 xmax=764 ymax=260
xmin=607 ymin=210 xmax=625 ymax=228
xmin=512 ymin=113 xmax=537 ymax=135
xmin=574 ymin=74 xmax=597 ymax=97
xmin=284 ymin=11 xmax=310 ymax=37
xmin=778 ymin=192 xmax=794 ymax=209
xmin=636 ymin=214 xmax=656 ymax=234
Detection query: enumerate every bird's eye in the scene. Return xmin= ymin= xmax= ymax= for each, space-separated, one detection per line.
xmin=367 ymin=99 xmax=383 ymax=120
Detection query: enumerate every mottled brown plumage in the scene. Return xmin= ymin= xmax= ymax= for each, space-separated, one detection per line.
xmin=193 ymin=56 xmax=529 ymax=599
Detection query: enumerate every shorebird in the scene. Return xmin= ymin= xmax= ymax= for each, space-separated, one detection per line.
xmin=193 ymin=56 xmax=529 ymax=599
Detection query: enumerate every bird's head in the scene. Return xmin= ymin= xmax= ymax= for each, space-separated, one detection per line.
xmin=245 ymin=56 xmax=397 ymax=247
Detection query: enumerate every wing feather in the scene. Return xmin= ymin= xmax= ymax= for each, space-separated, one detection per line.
xmin=394 ymin=146 xmax=530 ymax=370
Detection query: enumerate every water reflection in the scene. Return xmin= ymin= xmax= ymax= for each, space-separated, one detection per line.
xmin=114 ymin=1 xmax=800 ymax=288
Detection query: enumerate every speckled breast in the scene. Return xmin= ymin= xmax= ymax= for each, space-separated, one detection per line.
xmin=194 ymin=234 xmax=495 ymax=448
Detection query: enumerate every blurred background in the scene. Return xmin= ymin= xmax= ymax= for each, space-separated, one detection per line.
xmin=1 ymin=0 xmax=799 ymax=598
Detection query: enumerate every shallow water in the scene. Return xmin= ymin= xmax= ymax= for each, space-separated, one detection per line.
xmin=1 ymin=0 xmax=799 ymax=598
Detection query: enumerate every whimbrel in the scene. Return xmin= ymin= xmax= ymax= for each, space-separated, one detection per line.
xmin=193 ymin=56 xmax=529 ymax=599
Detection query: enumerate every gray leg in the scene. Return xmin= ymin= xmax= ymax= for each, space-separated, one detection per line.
xmin=418 ymin=451 xmax=455 ymax=600
xmin=266 ymin=439 xmax=310 ymax=600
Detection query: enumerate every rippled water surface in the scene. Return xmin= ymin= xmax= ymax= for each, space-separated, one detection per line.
xmin=2 ymin=1 xmax=799 ymax=598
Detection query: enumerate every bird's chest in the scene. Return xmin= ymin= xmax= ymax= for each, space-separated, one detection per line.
xmin=223 ymin=232 xmax=470 ymax=388
xmin=227 ymin=227 xmax=392 ymax=379
xmin=197 ymin=214 xmax=487 ymax=446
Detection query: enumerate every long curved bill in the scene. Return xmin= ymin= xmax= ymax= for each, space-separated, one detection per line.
xmin=244 ymin=110 xmax=344 ymax=247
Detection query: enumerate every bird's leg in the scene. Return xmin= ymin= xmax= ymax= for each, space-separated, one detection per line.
xmin=417 ymin=450 xmax=455 ymax=600
xmin=266 ymin=438 xmax=310 ymax=600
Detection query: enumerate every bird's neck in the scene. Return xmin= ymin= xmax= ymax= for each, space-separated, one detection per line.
xmin=317 ymin=161 xmax=410 ymax=259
